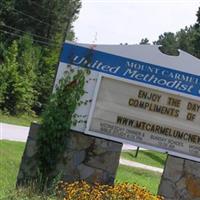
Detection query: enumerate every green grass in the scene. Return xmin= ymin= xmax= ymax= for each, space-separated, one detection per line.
xmin=0 ymin=140 xmax=25 ymax=199
xmin=121 ymin=150 xmax=167 ymax=168
xmin=0 ymin=140 xmax=56 ymax=200
xmin=0 ymin=113 xmax=41 ymax=127
xmin=0 ymin=140 xmax=161 ymax=198
xmin=115 ymin=165 xmax=161 ymax=194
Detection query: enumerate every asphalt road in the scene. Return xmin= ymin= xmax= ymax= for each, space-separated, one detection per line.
xmin=0 ymin=123 xmax=138 ymax=150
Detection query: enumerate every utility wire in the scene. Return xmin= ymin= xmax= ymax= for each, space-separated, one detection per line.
xmin=1 ymin=2 xmax=71 ymax=33
xmin=0 ymin=23 xmax=58 ymax=45
xmin=30 ymin=1 xmax=56 ymax=16
xmin=0 ymin=29 xmax=60 ymax=47
xmin=12 ymin=7 xmax=62 ymax=31
xmin=30 ymin=0 xmax=73 ymax=20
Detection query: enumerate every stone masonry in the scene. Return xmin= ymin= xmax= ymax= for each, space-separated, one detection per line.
xmin=17 ymin=123 xmax=122 ymax=186
xmin=158 ymin=155 xmax=200 ymax=200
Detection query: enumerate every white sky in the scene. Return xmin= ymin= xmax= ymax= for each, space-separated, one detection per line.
xmin=73 ymin=0 xmax=200 ymax=44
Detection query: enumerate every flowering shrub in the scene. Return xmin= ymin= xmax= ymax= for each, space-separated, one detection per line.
xmin=56 ymin=181 xmax=164 ymax=200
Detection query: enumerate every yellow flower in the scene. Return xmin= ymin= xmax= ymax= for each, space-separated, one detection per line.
xmin=56 ymin=180 xmax=164 ymax=200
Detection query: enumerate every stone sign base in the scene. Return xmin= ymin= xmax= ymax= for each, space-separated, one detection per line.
xmin=158 ymin=155 xmax=200 ymax=200
xmin=17 ymin=123 xmax=122 ymax=186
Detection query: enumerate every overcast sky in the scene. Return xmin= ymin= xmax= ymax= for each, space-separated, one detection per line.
xmin=73 ymin=0 xmax=200 ymax=44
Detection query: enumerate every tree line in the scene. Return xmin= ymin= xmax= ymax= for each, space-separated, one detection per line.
xmin=0 ymin=0 xmax=81 ymax=116
xmin=140 ymin=7 xmax=200 ymax=59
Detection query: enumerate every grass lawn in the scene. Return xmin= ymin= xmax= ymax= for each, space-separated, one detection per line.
xmin=0 ymin=113 xmax=41 ymax=127
xmin=115 ymin=165 xmax=161 ymax=194
xmin=0 ymin=140 xmax=162 ymax=198
xmin=0 ymin=140 xmax=25 ymax=199
xmin=121 ymin=149 xmax=167 ymax=168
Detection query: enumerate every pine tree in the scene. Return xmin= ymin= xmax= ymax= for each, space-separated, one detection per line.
xmin=154 ymin=32 xmax=179 ymax=56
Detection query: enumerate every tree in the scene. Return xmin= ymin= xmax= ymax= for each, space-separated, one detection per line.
xmin=154 ymin=32 xmax=179 ymax=56
xmin=0 ymin=40 xmax=20 ymax=114
xmin=0 ymin=35 xmax=51 ymax=115
xmin=195 ymin=7 xmax=200 ymax=27
xmin=0 ymin=0 xmax=81 ymax=44
xmin=0 ymin=0 xmax=82 ymax=115
xmin=192 ymin=28 xmax=200 ymax=59
xmin=139 ymin=38 xmax=150 ymax=45
xmin=16 ymin=35 xmax=41 ymax=114
xmin=34 ymin=46 xmax=60 ymax=114
xmin=152 ymin=7 xmax=200 ymax=59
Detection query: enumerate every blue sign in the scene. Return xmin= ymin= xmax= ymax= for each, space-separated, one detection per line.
xmin=60 ymin=43 xmax=200 ymax=97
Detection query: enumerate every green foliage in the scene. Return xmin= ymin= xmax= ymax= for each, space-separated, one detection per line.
xmin=192 ymin=27 xmax=200 ymax=58
xmin=16 ymin=35 xmax=41 ymax=114
xmin=0 ymin=40 xmax=20 ymax=114
xmin=176 ymin=27 xmax=196 ymax=54
xmin=0 ymin=0 xmax=82 ymax=116
xmin=154 ymin=26 xmax=200 ymax=58
xmin=34 ymin=46 xmax=60 ymax=114
xmin=36 ymin=69 xmax=86 ymax=183
xmin=196 ymin=7 xmax=200 ymax=27
xmin=0 ymin=0 xmax=81 ymax=41
xmin=139 ymin=38 xmax=150 ymax=45
xmin=154 ymin=7 xmax=200 ymax=59
xmin=154 ymin=32 xmax=179 ymax=56
xmin=0 ymin=36 xmax=41 ymax=115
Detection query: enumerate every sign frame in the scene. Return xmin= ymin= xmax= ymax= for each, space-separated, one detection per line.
xmin=85 ymin=74 xmax=200 ymax=162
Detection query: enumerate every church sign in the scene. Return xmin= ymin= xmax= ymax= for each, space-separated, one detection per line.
xmin=55 ymin=41 xmax=200 ymax=162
